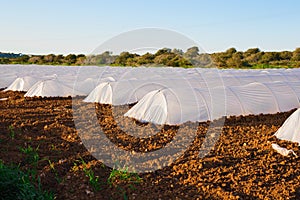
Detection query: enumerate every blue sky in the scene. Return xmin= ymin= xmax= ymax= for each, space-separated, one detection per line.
xmin=0 ymin=0 xmax=299 ymax=55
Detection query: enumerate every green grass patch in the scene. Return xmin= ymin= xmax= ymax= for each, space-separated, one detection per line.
xmin=0 ymin=160 xmax=54 ymax=200
xmin=107 ymin=167 xmax=142 ymax=186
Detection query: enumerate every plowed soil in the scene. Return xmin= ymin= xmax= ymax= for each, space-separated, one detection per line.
xmin=1 ymin=90 xmax=300 ymax=200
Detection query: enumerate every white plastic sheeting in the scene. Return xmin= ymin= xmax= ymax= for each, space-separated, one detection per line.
xmin=84 ymin=71 xmax=300 ymax=105
xmin=24 ymin=78 xmax=85 ymax=97
xmin=0 ymin=65 xmax=145 ymax=96
xmin=1 ymin=65 xmax=300 ymax=121
xmin=125 ymin=90 xmax=169 ymax=123
xmin=83 ymin=79 xmax=201 ymax=105
xmin=4 ymin=76 xmax=40 ymax=92
xmin=83 ymin=82 xmax=113 ymax=104
xmin=124 ymin=88 xmax=217 ymax=125
xmin=271 ymin=143 xmax=297 ymax=157
xmin=2 ymin=65 xmax=300 ymax=93
xmin=125 ymin=81 xmax=300 ymax=125
xmin=274 ymin=108 xmax=300 ymax=145
xmin=225 ymin=82 xmax=300 ymax=115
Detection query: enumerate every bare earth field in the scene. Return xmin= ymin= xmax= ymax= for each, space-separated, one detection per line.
xmin=1 ymin=90 xmax=300 ymax=199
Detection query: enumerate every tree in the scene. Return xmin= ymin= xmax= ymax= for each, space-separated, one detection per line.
xmin=225 ymin=47 xmax=237 ymax=55
xmin=155 ymin=48 xmax=171 ymax=56
xmin=64 ymin=54 xmax=77 ymax=65
xmin=154 ymin=54 xmax=174 ymax=65
xmin=244 ymin=52 xmax=263 ymax=64
xmin=279 ymin=51 xmax=292 ymax=60
xmin=226 ymin=52 xmax=243 ymax=68
xmin=44 ymin=54 xmax=55 ymax=63
xmin=172 ymin=48 xmax=183 ymax=55
xmin=194 ymin=53 xmax=214 ymax=67
xmin=53 ymin=55 xmax=64 ymax=64
xmin=28 ymin=56 xmax=42 ymax=64
xmin=292 ymin=48 xmax=300 ymax=61
xmin=75 ymin=55 xmax=86 ymax=65
xmin=211 ymin=53 xmax=227 ymax=68
xmin=184 ymin=46 xmax=199 ymax=59
xmin=98 ymin=51 xmax=116 ymax=64
xmin=244 ymin=48 xmax=260 ymax=57
xmin=260 ymin=52 xmax=280 ymax=63
xmin=137 ymin=53 xmax=155 ymax=65
xmin=113 ymin=52 xmax=138 ymax=66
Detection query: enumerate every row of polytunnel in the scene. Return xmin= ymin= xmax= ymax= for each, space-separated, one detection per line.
xmin=1 ymin=64 xmax=300 ymax=125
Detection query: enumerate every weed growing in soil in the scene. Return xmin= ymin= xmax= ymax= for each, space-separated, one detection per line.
xmin=48 ymin=160 xmax=62 ymax=184
xmin=0 ymin=160 xmax=54 ymax=200
xmin=50 ymin=144 xmax=57 ymax=151
xmin=72 ymin=158 xmax=103 ymax=191
xmin=107 ymin=167 xmax=142 ymax=186
xmin=8 ymin=125 xmax=15 ymax=139
xmin=20 ymin=145 xmax=40 ymax=166
xmin=108 ymin=167 xmax=142 ymax=199
xmin=84 ymin=166 xmax=101 ymax=191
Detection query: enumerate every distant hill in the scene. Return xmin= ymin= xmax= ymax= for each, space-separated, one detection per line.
xmin=0 ymin=52 xmax=23 ymax=58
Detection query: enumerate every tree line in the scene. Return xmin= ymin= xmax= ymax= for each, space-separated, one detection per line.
xmin=1 ymin=47 xmax=300 ymax=68
xmin=212 ymin=47 xmax=300 ymax=68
